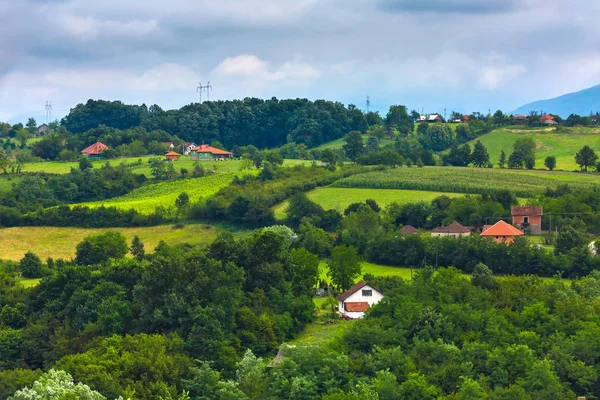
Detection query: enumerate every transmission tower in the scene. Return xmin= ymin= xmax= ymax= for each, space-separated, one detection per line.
xmin=196 ymin=82 xmax=213 ymax=103
xmin=45 ymin=101 xmax=52 ymax=123
xmin=196 ymin=82 xmax=203 ymax=103
xmin=366 ymin=96 xmax=370 ymax=113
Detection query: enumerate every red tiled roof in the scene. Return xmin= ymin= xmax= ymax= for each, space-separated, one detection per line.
xmin=401 ymin=225 xmax=418 ymax=235
xmin=481 ymin=220 xmax=524 ymax=237
xmin=482 ymin=225 xmax=493 ymax=232
xmin=540 ymin=114 xmax=554 ymax=122
xmin=431 ymin=221 xmax=470 ymax=234
xmin=337 ymin=281 xmax=382 ymax=302
xmin=165 ymin=151 xmax=181 ymax=156
xmin=81 ymin=141 xmax=109 ymax=156
xmin=191 ymin=144 xmax=233 ymax=155
xmin=512 ymin=206 xmax=543 ymax=216
xmin=345 ymin=302 xmax=369 ymax=312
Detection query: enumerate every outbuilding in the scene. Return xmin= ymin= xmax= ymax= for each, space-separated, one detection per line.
xmin=431 ymin=221 xmax=471 ymax=238
xmin=481 ymin=220 xmax=524 ymax=243
xmin=165 ymin=151 xmax=181 ymax=161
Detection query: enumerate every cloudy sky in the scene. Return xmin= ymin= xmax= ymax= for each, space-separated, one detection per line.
xmin=1 ymin=0 xmax=599 ymax=123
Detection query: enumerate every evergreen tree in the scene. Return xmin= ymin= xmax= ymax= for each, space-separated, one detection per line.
xmin=498 ymin=149 xmax=507 ymax=168
xmin=470 ymin=140 xmax=490 ymax=167
xmin=131 ymin=236 xmax=145 ymax=260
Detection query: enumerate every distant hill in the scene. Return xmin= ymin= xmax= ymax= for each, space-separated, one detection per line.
xmin=512 ymin=85 xmax=600 ymax=118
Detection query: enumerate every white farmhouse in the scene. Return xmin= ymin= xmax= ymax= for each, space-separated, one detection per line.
xmin=337 ymin=281 xmax=384 ymax=319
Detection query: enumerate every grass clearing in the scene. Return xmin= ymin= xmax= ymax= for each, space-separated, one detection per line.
xmin=466 ymin=127 xmax=600 ymax=171
xmin=319 ymin=261 xmax=416 ymax=284
xmin=0 ymin=223 xmax=229 ymax=261
xmin=0 ymin=176 xmax=21 ymax=193
xmin=334 ymin=166 xmax=600 ymax=197
xmin=315 ymin=135 xmax=396 ymax=150
xmin=21 ymin=157 xmax=310 ymax=176
xmin=20 ymin=278 xmax=41 ymax=288
xmin=274 ymin=187 xmax=461 ymax=219
xmin=74 ymin=172 xmax=255 ymax=214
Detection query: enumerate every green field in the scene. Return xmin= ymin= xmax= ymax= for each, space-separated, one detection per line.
xmin=315 ymin=135 xmax=396 ymax=150
xmin=319 ymin=261 xmax=415 ymax=284
xmin=0 ymin=223 xmax=227 ymax=261
xmin=334 ymin=166 xmax=600 ymax=197
xmin=74 ymin=172 xmax=255 ymax=214
xmin=21 ymin=157 xmax=310 ymax=176
xmin=0 ymin=176 xmax=21 ymax=193
xmin=274 ymin=187 xmax=461 ymax=219
xmin=467 ymin=127 xmax=600 ymax=171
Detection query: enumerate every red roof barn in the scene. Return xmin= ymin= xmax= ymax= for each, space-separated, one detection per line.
xmin=81 ymin=141 xmax=109 ymax=157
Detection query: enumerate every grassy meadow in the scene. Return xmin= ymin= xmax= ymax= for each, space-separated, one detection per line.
xmin=274 ymin=187 xmax=461 ymax=219
xmin=334 ymin=166 xmax=600 ymax=197
xmin=466 ymin=127 xmax=600 ymax=171
xmin=315 ymin=135 xmax=396 ymax=150
xmin=0 ymin=223 xmax=227 ymax=261
xmin=74 ymin=172 xmax=256 ymax=214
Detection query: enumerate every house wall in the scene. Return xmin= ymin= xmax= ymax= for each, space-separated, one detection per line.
xmin=512 ymin=215 xmax=542 ymax=234
xmin=338 ymin=285 xmax=384 ymax=319
xmin=431 ymin=232 xmax=470 ymax=238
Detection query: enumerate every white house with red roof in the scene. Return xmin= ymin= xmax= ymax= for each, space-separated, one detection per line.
xmin=190 ymin=144 xmax=233 ymax=161
xmin=337 ymin=281 xmax=384 ymax=319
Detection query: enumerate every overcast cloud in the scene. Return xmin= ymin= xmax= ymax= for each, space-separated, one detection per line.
xmin=1 ymin=0 xmax=599 ymax=122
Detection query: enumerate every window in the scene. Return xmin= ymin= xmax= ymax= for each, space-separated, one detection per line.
xmin=362 ymin=289 xmax=373 ymax=296
xmin=524 ymin=216 xmax=529 ymax=224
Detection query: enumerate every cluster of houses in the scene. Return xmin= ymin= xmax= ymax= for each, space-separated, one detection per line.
xmin=337 ymin=207 xmax=543 ymax=320
xmin=79 ymin=140 xmax=234 ymax=161
xmin=514 ymin=113 xmax=558 ymax=126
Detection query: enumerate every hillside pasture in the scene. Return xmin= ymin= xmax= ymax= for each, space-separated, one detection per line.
xmin=467 ymin=127 xmax=600 ymax=171
xmin=333 ymin=166 xmax=600 ymax=197
xmin=315 ymin=135 xmax=396 ymax=150
xmin=0 ymin=223 xmax=227 ymax=261
xmin=274 ymin=187 xmax=461 ymax=219
xmin=21 ymin=157 xmax=310 ymax=176
xmin=73 ymin=172 xmax=255 ymax=214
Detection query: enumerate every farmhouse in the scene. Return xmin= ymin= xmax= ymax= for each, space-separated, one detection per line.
xmin=182 ymin=142 xmax=197 ymax=155
xmin=540 ymin=114 xmax=555 ymax=124
xmin=431 ymin=221 xmax=470 ymax=238
xmin=162 ymin=141 xmax=175 ymax=149
xmin=427 ymin=114 xmax=444 ymax=123
xmin=165 ymin=151 xmax=181 ymax=161
xmin=37 ymin=124 xmax=49 ymax=135
xmin=338 ymin=281 xmax=384 ymax=319
xmin=512 ymin=206 xmax=543 ymax=234
xmin=190 ymin=144 xmax=233 ymax=161
xmin=481 ymin=220 xmax=524 ymax=243
xmin=401 ymin=225 xmax=419 ymax=235
xmin=81 ymin=141 xmax=109 ymax=159
xmin=514 ymin=114 xmax=528 ymax=125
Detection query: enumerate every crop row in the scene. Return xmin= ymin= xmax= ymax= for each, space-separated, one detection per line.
xmin=332 ymin=167 xmax=600 ymax=197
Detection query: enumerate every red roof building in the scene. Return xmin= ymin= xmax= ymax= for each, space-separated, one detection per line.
xmin=481 ymin=220 xmax=524 ymax=243
xmin=401 ymin=225 xmax=419 ymax=235
xmin=81 ymin=141 xmax=109 ymax=157
xmin=165 ymin=151 xmax=181 ymax=161
xmin=512 ymin=206 xmax=543 ymax=234
xmin=431 ymin=221 xmax=471 ymax=237
xmin=337 ymin=281 xmax=384 ymax=319
xmin=540 ymin=114 xmax=555 ymax=122
xmin=190 ymin=144 xmax=233 ymax=160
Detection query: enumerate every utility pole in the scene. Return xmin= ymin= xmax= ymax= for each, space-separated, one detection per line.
xmin=366 ymin=95 xmax=370 ymax=113
xmin=444 ymin=108 xmax=447 ymax=121
xmin=196 ymin=82 xmax=203 ymax=103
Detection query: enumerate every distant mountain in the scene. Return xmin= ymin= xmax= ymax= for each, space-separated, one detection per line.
xmin=512 ymin=84 xmax=600 ymax=118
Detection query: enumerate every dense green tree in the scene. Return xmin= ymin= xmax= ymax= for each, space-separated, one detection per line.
xmin=544 ymin=155 xmax=556 ymax=171
xmin=19 ymin=251 xmax=43 ymax=278
xmin=327 ymin=245 xmax=361 ymax=290
xmin=575 ymin=145 xmax=597 ymax=172
xmin=366 ymin=136 xmax=380 ymax=153
xmin=509 ymin=137 xmax=536 ymax=169
xmin=79 ymin=155 xmax=93 ymax=171
xmin=130 ymin=236 xmax=145 ymax=260
xmin=554 ymin=225 xmax=586 ymax=255
xmin=470 ymin=140 xmax=490 ymax=167
xmin=10 ymin=369 xmax=109 ymax=400
xmin=75 ymin=232 xmax=129 ymax=266
xmin=419 ymin=124 xmax=454 ymax=151
xmin=343 ymin=131 xmax=365 ymax=161
xmin=25 ymin=118 xmax=37 ymax=134
xmin=471 ymin=262 xmax=498 ymax=290
xmin=385 ymin=105 xmax=414 ymax=136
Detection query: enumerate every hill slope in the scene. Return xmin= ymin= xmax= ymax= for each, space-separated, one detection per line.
xmin=466 ymin=127 xmax=600 ymax=171
xmin=512 ymin=84 xmax=600 ymax=117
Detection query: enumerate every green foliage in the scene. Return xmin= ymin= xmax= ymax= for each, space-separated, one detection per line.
xmin=419 ymin=124 xmax=454 ymax=151
xmin=342 ymin=131 xmax=364 ymax=161
xmin=498 ymin=150 xmax=506 ymax=168
xmin=79 ymin=156 xmax=93 ymax=171
xmin=75 ymin=231 xmax=129 ymax=265
xmin=130 ymin=235 xmax=145 ymax=260
xmin=554 ymin=225 xmax=586 ymax=255
xmin=544 ymin=155 xmax=557 ymax=171
xmin=19 ymin=252 xmax=42 ymax=279
xmin=9 ymin=369 xmax=109 ymax=400
xmin=385 ymin=105 xmax=414 ymax=136
xmin=327 ymin=245 xmax=361 ymax=290
xmin=575 ymin=145 xmax=597 ymax=172
xmin=470 ymin=140 xmax=490 ymax=167
xmin=508 ymin=137 xmax=536 ymax=169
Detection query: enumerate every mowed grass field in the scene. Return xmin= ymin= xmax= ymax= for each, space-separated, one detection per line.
xmin=74 ymin=172 xmax=256 ymax=214
xmin=334 ymin=166 xmax=600 ymax=197
xmin=318 ymin=261 xmax=415 ymax=284
xmin=315 ymin=135 xmax=396 ymax=150
xmin=467 ymin=127 xmax=600 ymax=171
xmin=274 ymin=187 xmax=461 ymax=219
xmin=21 ymin=157 xmax=310 ymax=176
xmin=0 ymin=223 xmax=227 ymax=261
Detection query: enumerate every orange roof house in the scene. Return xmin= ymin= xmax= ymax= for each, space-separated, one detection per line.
xmin=401 ymin=225 xmax=419 ymax=235
xmin=81 ymin=141 xmax=109 ymax=157
xmin=540 ymin=114 xmax=554 ymax=122
xmin=481 ymin=220 xmax=524 ymax=243
xmin=165 ymin=151 xmax=181 ymax=161
xmin=190 ymin=144 xmax=233 ymax=161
